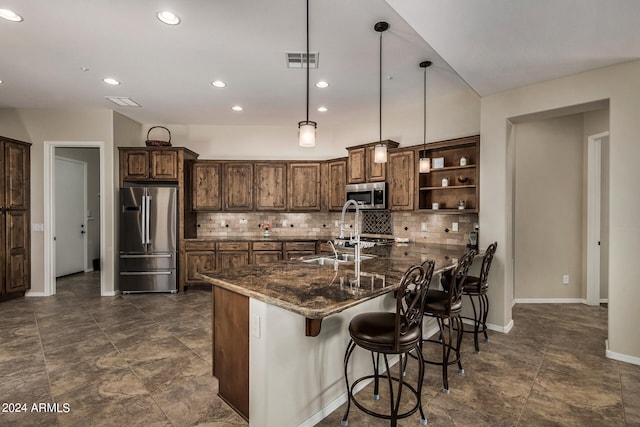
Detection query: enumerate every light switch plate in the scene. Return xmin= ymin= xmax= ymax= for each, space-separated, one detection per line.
xmin=32 ymin=223 xmax=44 ymax=232
xmin=251 ymin=315 xmax=261 ymax=338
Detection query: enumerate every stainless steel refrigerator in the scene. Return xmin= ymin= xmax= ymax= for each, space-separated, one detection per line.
xmin=119 ymin=185 xmax=178 ymax=293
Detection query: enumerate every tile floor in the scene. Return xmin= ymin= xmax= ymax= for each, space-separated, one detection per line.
xmin=0 ymin=272 xmax=638 ymax=426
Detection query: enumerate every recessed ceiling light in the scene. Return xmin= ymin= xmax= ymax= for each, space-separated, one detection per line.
xmin=317 ymin=106 xmax=328 ymax=112
xmin=232 ymin=106 xmax=243 ymax=111
xmin=157 ymin=11 xmax=180 ymax=25
xmin=315 ymin=81 xmax=329 ymax=88
xmin=0 ymin=79 xmax=4 ymax=84
xmin=0 ymin=9 xmax=23 ymax=22
xmin=211 ymin=80 xmax=226 ymax=88
xmin=103 ymin=78 xmax=120 ymax=86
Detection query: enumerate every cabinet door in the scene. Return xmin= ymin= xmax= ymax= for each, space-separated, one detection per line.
xmin=4 ymin=210 xmax=29 ymax=293
xmin=185 ymin=251 xmax=216 ymax=284
xmin=388 ymin=150 xmax=415 ymax=211
xmin=0 ymin=214 xmax=4 ymax=296
xmin=121 ymin=150 xmax=150 ymax=180
xmin=366 ymin=145 xmax=386 ymax=182
xmin=327 ymin=159 xmax=347 ymax=211
xmin=252 ymin=251 xmax=282 ymax=265
xmin=347 ymin=147 xmax=366 ymax=184
xmin=288 ymin=163 xmax=321 ymax=211
xmin=255 ymin=163 xmax=287 ymax=211
xmin=193 ymin=162 xmax=222 ymax=211
xmin=218 ymin=251 xmax=250 ymax=271
xmin=224 ymin=163 xmax=254 ymax=211
xmin=3 ymin=141 xmax=30 ymax=210
xmin=150 ymin=150 xmax=178 ymax=180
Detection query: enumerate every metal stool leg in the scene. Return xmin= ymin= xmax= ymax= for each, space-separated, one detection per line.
xmin=342 ymin=340 xmax=357 ymax=426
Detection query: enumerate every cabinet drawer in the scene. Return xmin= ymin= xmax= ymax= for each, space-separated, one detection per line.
xmin=284 ymin=241 xmax=317 ymax=251
xmin=252 ymin=241 xmax=282 ymax=251
xmin=185 ymin=240 xmax=216 ymax=251
xmin=218 ymin=242 xmax=250 ymax=251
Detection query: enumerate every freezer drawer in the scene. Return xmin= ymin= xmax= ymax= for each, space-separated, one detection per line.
xmin=119 ymin=253 xmax=176 ymax=270
xmin=119 ymin=269 xmax=177 ymax=293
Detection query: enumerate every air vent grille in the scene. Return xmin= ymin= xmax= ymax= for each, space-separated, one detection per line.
xmin=286 ymin=52 xmax=319 ymax=69
xmin=105 ymin=96 xmax=141 ymax=107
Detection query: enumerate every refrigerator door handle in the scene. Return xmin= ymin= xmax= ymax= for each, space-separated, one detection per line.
xmin=120 ymin=254 xmax=173 ymax=259
xmin=120 ymin=271 xmax=173 ymax=276
xmin=145 ymin=195 xmax=151 ymax=244
xmin=140 ymin=194 xmax=146 ymax=246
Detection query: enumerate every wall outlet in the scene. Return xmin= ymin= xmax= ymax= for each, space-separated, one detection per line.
xmin=421 ymin=222 xmax=428 ymax=232
xmin=239 ymin=218 xmax=248 ymax=224
xmin=220 ymin=220 xmax=226 ymax=227
xmin=281 ymin=220 xmax=288 ymax=227
xmin=563 ymin=275 xmax=570 ymax=285
xmin=452 ymin=222 xmax=459 ymax=232
xmin=32 ymin=223 xmax=44 ymax=232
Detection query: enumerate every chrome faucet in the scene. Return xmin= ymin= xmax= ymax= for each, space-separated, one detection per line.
xmin=339 ymin=199 xmax=361 ymax=283
xmin=327 ymin=240 xmax=339 ymax=271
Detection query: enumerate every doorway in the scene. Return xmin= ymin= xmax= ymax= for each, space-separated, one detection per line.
xmin=44 ymin=142 xmax=106 ymax=296
xmin=54 ymin=156 xmax=87 ymax=277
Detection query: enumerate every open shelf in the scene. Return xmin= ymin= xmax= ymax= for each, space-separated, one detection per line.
xmin=419 ymin=185 xmax=476 ymax=191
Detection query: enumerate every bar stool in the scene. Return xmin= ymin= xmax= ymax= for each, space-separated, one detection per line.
xmin=342 ymin=260 xmax=435 ymax=427
xmin=421 ymin=250 xmax=475 ymax=393
xmin=462 ymin=242 xmax=497 ymax=352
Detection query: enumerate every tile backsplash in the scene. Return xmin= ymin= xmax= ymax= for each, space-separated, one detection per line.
xmin=197 ymin=211 xmax=478 ymax=246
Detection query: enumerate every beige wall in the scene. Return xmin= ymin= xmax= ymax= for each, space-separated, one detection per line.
xmin=481 ymin=59 xmax=640 ymax=360
xmin=514 ymin=114 xmax=584 ymax=299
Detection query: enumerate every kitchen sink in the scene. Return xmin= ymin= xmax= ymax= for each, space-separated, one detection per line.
xmin=302 ymin=254 xmax=375 ymax=265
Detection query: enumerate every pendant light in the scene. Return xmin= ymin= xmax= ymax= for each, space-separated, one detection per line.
xmin=373 ymin=21 xmax=389 ymax=163
xmin=298 ymin=0 xmax=317 ymax=147
xmin=419 ymin=60 xmax=432 ymax=173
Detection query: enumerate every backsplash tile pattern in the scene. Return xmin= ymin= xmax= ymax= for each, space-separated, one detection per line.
xmin=362 ymin=210 xmax=393 ymax=235
xmin=196 ymin=211 xmax=478 ymax=246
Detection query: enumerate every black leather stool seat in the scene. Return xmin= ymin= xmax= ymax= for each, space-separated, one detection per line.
xmin=461 ymin=275 xmax=488 ymax=294
xmin=350 ymin=312 xmax=421 ymax=354
xmin=424 ymin=293 xmax=462 ymax=314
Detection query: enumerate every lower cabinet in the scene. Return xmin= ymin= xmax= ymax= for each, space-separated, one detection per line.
xmin=184 ymin=239 xmax=319 ymax=289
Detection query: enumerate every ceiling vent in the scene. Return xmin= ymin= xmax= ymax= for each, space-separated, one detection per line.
xmin=286 ymin=52 xmax=319 ymax=69
xmin=105 ymin=96 xmax=141 ymax=107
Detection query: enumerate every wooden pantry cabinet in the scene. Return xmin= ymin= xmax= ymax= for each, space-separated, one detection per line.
xmin=0 ymin=137 xmax=31 ymax=301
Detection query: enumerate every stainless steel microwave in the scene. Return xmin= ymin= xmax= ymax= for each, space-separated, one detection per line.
xmin=345 ymin=182 xmax=386 ymax=209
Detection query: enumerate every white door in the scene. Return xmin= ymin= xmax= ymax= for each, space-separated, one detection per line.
xmin=55 ymin=156 xmax=86 ymax=277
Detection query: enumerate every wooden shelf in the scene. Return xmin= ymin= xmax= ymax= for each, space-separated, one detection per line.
xmin=422 ymin=164 xmax=476 ymax=173
xmin=419 ymin=208 xmax=479 ymax=214
xmin=420 ymin=185 xmax=476 ymax=191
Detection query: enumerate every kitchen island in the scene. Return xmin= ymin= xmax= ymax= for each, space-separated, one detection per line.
xmin=198 ymin=242 xmax=470 ymax=427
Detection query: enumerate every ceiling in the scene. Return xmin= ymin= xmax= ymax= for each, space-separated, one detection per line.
xmin=1 ymin=0 xmax=638 ymax=128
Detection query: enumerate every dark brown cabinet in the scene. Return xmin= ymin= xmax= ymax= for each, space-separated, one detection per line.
xmin=1 ymin=137 xmax=31 ymax=300
xmin=217 ymin=242 xmax=250 ymax=271
xmin=224 ymin=163 xmax=254 ymax=211
xmin=288 ymin=163 xmax=321 ymax=211
xmin=119 ymin=147 xmax=181 ymax=181
xmin=325 ymin=158 xmax=347 ymax=211
xmin=284 ymin=241 xmax=317 ymax=260
xmin=184 ymin=241 xmax=216 ymax=287
xmin=347 ymin=141 xmax=398 ymax=184
xmin=192 ymin=162 xmax=221 ymax=211
xmin=251 ymin=241 xmax=283 ymax=265
xmin=255 ymin=163 xmax=287 ymax=211
xmin=388 ymin=149 xmax=415 ymax=211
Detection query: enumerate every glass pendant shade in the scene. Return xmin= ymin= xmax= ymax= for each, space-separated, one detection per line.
xmin=298 ymin=121 xmax=317 ymax=147
xmin=374 ymin=143 xmax=387 ymax=163
xmin=419 ymin=156 xmax=431 ymax=173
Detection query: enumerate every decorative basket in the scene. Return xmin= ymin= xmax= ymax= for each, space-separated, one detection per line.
xmin=145 ymin=126 xmax=172 ymax=147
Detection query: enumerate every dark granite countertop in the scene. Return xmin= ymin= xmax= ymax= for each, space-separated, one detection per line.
xmin=185 ymin=236 xmax=331 ymax=242
xmin=197 ymin=242 xmax=470 ymax=319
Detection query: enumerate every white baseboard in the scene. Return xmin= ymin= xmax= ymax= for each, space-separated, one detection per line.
xmin=25 ymin=291 xmax=48 ymax=297
xmin=460 ymin=318 xmax=513 ymax=334
xmin=606 ymin=339 xmax=640 ymax=366
xmin=600 ymin=298 xmax=609 ymax=304
xmin=101 ymin=290 xmax=120 ymax=297
xmin=513 ymin=298 xmax=587 ymax=304
xmin=298 ymin=355 xmax=400 ymax=427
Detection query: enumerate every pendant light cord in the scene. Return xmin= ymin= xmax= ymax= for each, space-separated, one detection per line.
xmin=423 ymin=64 xmax=426 ymax=149
xmin=379 ymin=30 xmax=382 ymax=141
xmin=306 ymin=0 xmax=310 ymax=123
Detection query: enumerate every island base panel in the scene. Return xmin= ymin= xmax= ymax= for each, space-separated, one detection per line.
xmin=213 ymin=286 xmax=249 ymax=420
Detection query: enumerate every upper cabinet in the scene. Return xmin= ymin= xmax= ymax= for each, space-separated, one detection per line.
xmin=224 ymin=162 xmax=254 ymax=211
xmin=288 ymin=162 xmax=321 ymax=211
xmin=417 ymin=135 xmax=480 ymax=213
xmin=325 ymin=158 xmax=347 ymax=211
xmin=118 ymin=147 xmax=198 ymax=185
xmin=255 ymin=163 xmax=287 ymax=211
xmin=192 ymin=161 xmax=221 ymax=211
xmin=347 ymin=140 xmax=399 ymax=184
xmin=388 ymin=149 xmax=415 ymax=211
